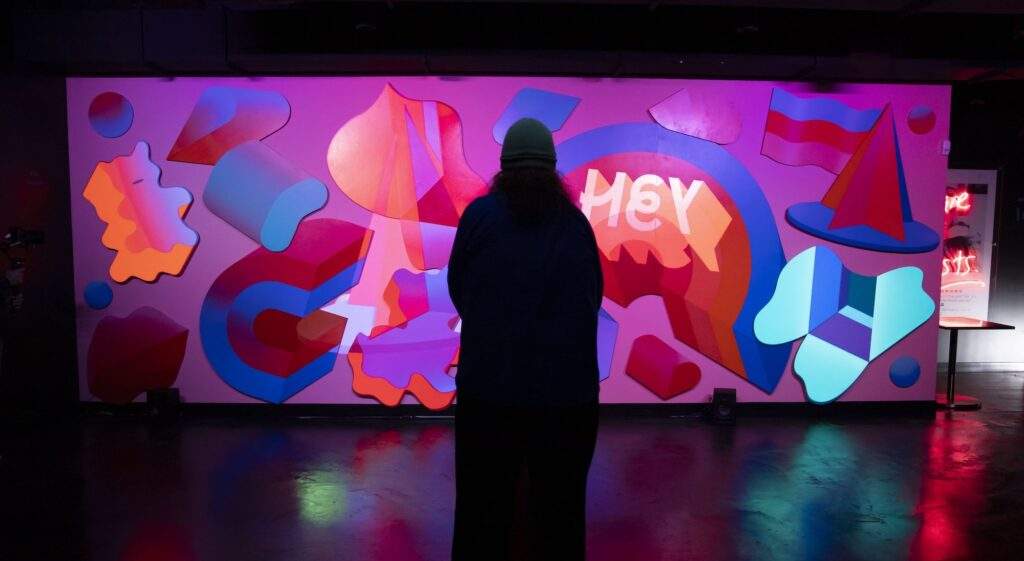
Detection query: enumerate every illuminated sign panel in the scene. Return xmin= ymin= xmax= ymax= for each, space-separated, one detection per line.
xmin=940 ymin=171 xmax=997 ymax=318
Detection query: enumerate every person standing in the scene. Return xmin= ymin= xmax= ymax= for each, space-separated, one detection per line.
xmin=448 ymin=118 xmax=604 ymax=561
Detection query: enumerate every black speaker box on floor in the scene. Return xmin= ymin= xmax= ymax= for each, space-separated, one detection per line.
xmin=710 ymin=388 xmax=737 ymax=424
xmin=146 ymin=388 xmax=180 ymax=419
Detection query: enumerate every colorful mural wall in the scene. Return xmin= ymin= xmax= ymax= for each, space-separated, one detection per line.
xmin=67 ymin=77 xmax=949 ymax=407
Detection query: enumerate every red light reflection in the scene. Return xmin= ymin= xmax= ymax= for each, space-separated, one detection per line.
xmin=910 ymin=417 xmax=986 ymax=561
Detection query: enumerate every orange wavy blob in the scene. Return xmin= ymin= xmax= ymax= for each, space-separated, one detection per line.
xmin=348 ymin=344 xmax=457 ymax=411
xmin=83 ymin=142 xmax=198 ymax=282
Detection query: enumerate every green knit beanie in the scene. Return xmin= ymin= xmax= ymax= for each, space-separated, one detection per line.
xmin=500 ymin=118 xmax=557 ymax=171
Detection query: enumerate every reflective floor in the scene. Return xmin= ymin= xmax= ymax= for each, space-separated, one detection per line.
xmin=4 ymin=372 xmax=1023 ymax=561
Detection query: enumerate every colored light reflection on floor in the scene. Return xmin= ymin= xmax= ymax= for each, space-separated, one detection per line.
xmin=910 ymin=417 xmax=986 ymax=561
xmin=18 ymin=372 xmax=1018 ymax=561
xmin=736 ymin=424 xmax=920 ymax=561
xmin=296 ymin=464 xmax=348 ymax=526
xmin=118 ymin=521 xmax=197 ymax=561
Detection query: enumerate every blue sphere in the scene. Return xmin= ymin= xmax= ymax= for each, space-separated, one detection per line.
xmin=889 ymin=356 xmax=921 ymax=388
xmin=84 ymin=281 xmax=113 ymax=310
xmin=88 ymin=92 xmax=134 ymax=138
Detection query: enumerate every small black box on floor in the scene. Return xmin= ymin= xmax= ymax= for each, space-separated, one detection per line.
xmin=710 ymin=388 xmax=737 ymax=424
xmin=146 ymin=388 xmax=181 ymax=419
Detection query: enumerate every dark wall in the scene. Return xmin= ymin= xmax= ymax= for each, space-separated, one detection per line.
xmin=4 ymin=3 xmax=1022 ymax=81
xmin=0 ymin=75 xmax=78 ymax=417
xmin=941 ymin=81 xmax=1024 ymax=365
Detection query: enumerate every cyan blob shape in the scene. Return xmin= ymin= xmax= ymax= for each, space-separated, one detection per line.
xmin=795 ymin=335 xmax=869 ymax=404
xmin=754 ymin=246 xmax=842 ymax=344
xmin=755 ymin=245 xmax=934 ymax=403
xmin=869 ymin=267 xmax=935 ymax=359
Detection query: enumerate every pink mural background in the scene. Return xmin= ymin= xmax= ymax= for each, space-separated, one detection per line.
xmin=66 ymin=76 xmax=950 ymax=405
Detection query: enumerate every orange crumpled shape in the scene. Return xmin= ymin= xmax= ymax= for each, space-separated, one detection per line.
xmin=83 ymin=141 xmax=198 ymax=282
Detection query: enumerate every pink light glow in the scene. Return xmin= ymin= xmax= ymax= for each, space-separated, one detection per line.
xmin=944 ymin=189 xmax=971 ymax=214
xmin=939 ymin=316 xmax=987 ymax=327
xmin=940 ymin=280 xmax=986 ymax=290
xmin=941 ymin=250 xmax=978 ymax=276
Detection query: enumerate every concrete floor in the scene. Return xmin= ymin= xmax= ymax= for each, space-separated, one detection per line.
xmin=4 ymin=372 xmax=1023 ymax=561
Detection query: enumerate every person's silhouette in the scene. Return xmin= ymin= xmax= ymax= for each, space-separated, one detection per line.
xmin=448 ymin=118 xmax=603 ymax=561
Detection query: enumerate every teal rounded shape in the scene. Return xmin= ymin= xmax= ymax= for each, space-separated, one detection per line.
xmin=260 ymin=178 xmax=329 ymax=252
xmin=204 ymin=141 xmax=329 ymax=252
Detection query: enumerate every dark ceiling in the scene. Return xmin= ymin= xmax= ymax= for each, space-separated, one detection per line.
xmin=4 ymin=1 xmax=1024 ymax=81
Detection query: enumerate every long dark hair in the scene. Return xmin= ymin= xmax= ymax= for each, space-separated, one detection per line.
xmin=489 ymin=167 xmax=575 ymax=223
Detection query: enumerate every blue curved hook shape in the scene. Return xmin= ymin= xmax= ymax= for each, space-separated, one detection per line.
xmin=555 ymin=122 xmax=792 ymax=394
xmin=199 ymin=219 xmax=371 ymax=403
